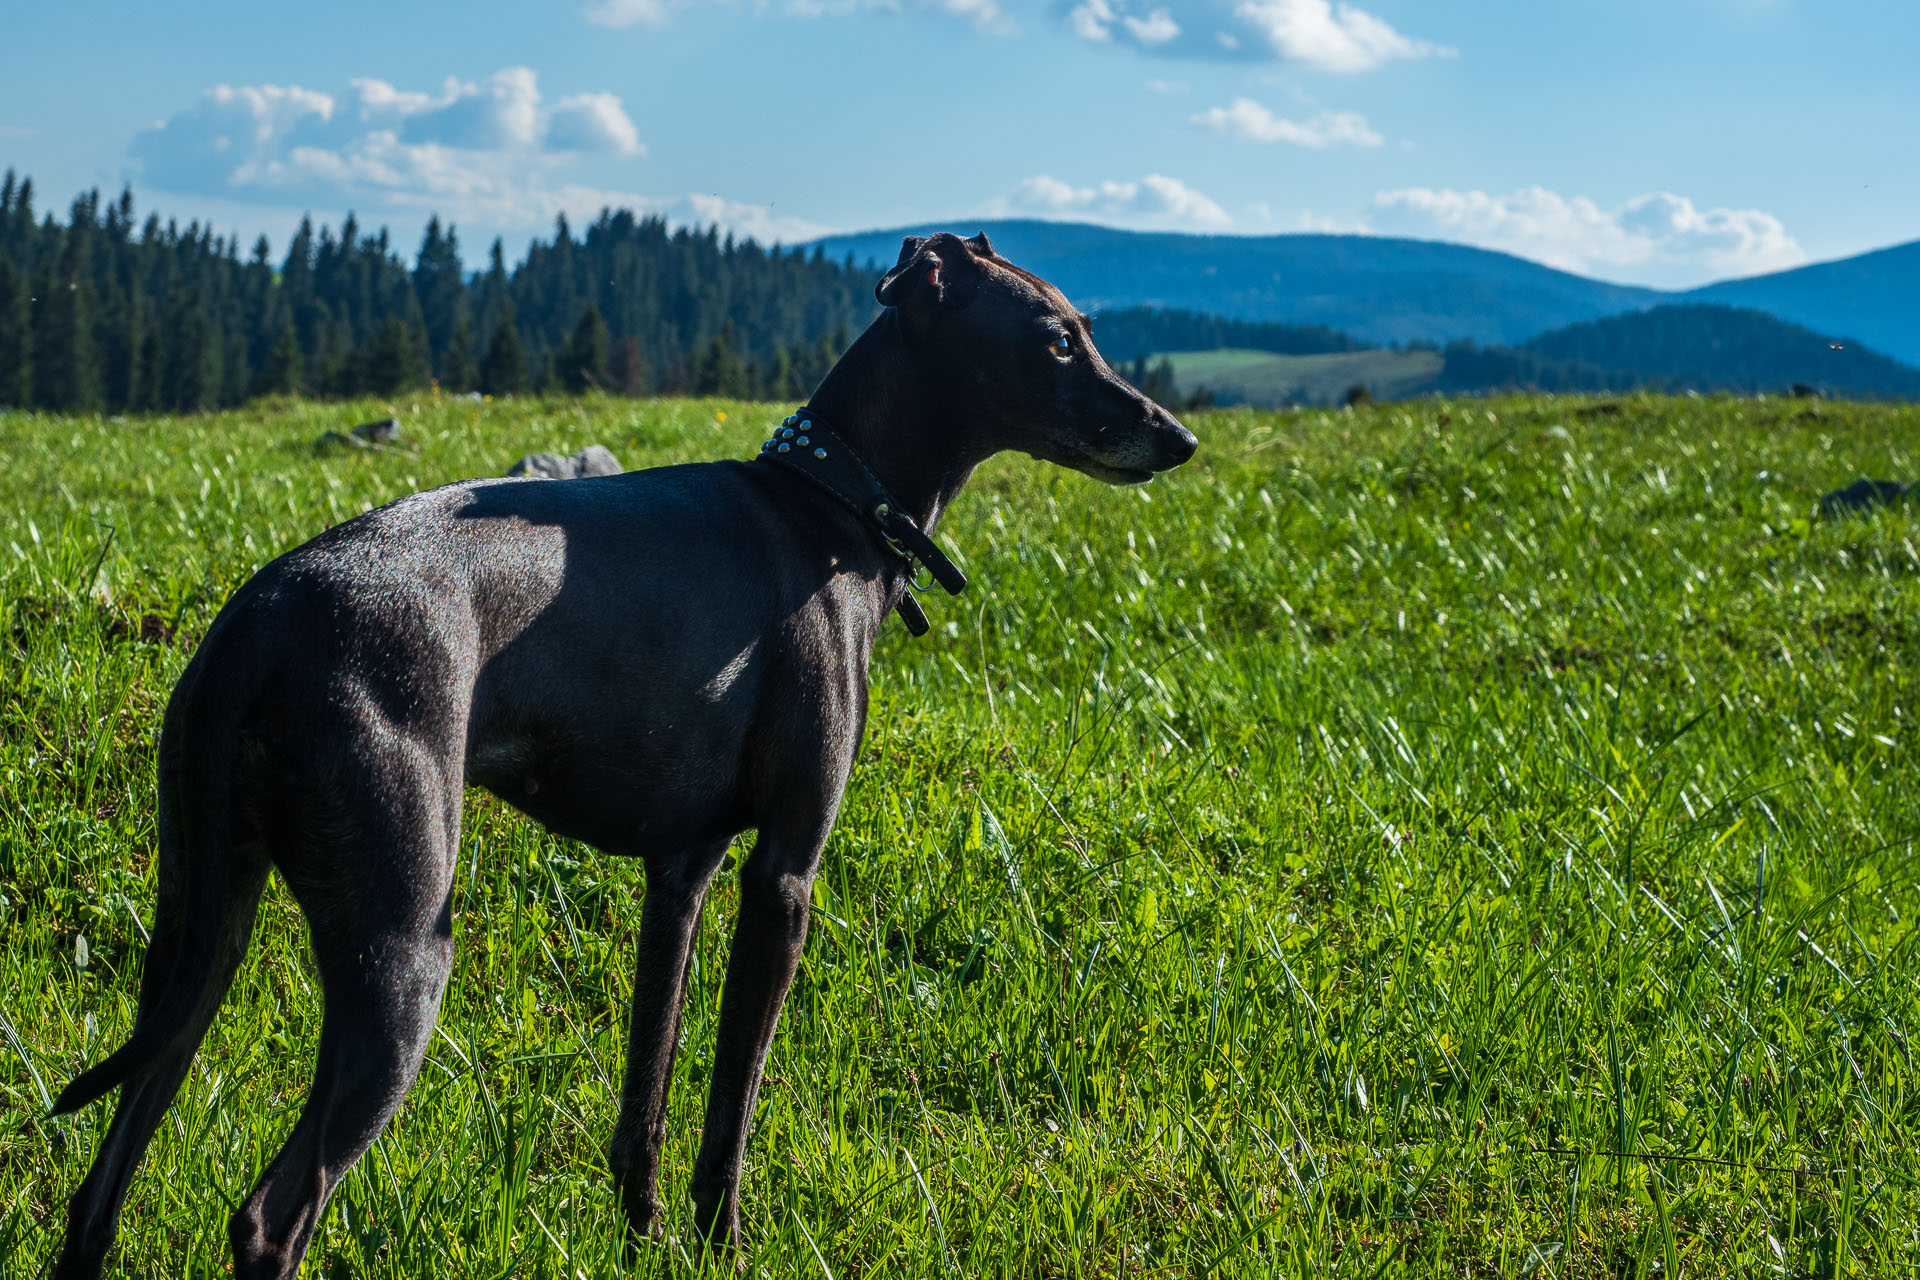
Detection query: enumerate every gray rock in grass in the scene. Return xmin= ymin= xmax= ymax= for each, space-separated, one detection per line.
xmin=505 ymin=444 xmax=623 ymax=480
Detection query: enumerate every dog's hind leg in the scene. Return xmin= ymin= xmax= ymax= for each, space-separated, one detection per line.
xmin=52 ymin=856 xmax=270 ymax=1280
xmin=227 ymin=748 xmax=460 ymax=1280
xmin=605 ymin=839 xmax=732 ymax=1245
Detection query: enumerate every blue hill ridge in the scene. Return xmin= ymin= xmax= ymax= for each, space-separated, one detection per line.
xmin=806 ymin=221 xmax=1920 ymax=366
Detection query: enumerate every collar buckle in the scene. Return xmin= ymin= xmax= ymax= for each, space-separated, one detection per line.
xmin=756 ymin=408 xmax=966 ymax=636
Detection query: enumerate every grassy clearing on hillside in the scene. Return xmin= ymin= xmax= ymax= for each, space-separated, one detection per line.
xmin=1160 ymin=348 xmax=1443 ymax=407
xmin=3 ymin=391 xmax=1918 ymax=1277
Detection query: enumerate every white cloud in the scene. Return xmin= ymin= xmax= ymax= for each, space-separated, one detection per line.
xmin=1062 ymin=0 xmax=1449 ymax=67
xmin=387 ymin=69 xmax=543 ymax=150
xmin=119 ymin=71 xmax=825 ymax=247
xmin=1232 ymin=0 xmax=1448 ymax=70
xmin=1124 ymin=7 xmax=1180 ymax=43
xmin=131 ymin=69 xmax=645 ymax=209
xmin=1070 ymin=0 xmax=1115 ymax=41
xmin=129 ymin=84 xmax=340 ymax=194
xmin=583 ymin=0 xmax=685 ymax=25
xmin=667 ymin=193 xmax=833 ymax=244
xmin=1371 ymin=185 xmax=1806 ymax=285
xmin=587 ymin=0 xmax=1014 ymax=34
xmin=1190 ymin=98 xmax=1381 ymax=147
xmin=928 ymin=0 xmax=1017 ymax=34
xmin=995 ymin=172 xmax=1232 ymax=230
xmin=547 ymin=93 xmax=645 ymax=155
xmin=1146 ymin=78 xmax=1188 ymax=93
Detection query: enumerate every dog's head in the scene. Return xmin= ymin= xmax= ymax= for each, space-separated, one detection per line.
xmin=876 ymin=232 xmax=1197 ymax=484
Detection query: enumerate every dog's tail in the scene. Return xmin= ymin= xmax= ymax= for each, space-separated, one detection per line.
xmin=51 ymin=666 xmax=244 ymax=1117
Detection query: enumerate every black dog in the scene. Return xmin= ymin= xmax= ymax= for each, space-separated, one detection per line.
xmin=51 ymin=232 xmax=1196 ymax=1278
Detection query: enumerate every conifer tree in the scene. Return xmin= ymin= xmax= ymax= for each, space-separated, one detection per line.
xmin=692 ymin=321 xmax=750 ymax=397
xmin=442 ymin=312 xmax=476 ymax=393
xmin=608 ymin=335 xmax=646 ymax=396
xmin=0 ymin=256 xmax=30 ymax=406
xmin=768 ymin=346 xmax=796 ymax=402
xmin=318 ymin=321 xmax=357 ymax=398
xmin=262 ymin=321 xmax=302 ymax=396
xmin=31 ymin=235 xmax=102 ymax=412
xmin=158 ymin=282 xmax=220 ymax=412
xmin=364 ymin=314 xmax=420 ymax=395
xmin=564 ymin=301 xmax=610 ymax=392
xmin=412 ymin=216 xmax=468 ymax=378
xmin=1140 ymin=357 xmax=1178 ymax=407
xmin=480 ymin=300 xmax=526 ymax=396
xmin=97 ymin=280 xmax=143 ymax=412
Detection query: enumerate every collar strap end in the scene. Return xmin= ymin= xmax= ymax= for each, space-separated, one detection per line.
xmin=872 ymin=503 xmax=967 ymax=595
xmin=894 ymin=594 xmax=931 ymax=635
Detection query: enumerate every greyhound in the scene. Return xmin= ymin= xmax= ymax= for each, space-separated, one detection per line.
xmin=49 ymin=231 xmax=1196 ymax=1278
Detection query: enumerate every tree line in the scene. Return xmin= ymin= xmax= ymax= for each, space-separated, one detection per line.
xmin=10 ymin=171 xmax=1907 ymax=415
xmin=0 ymin=171 xmax=877 ymax=413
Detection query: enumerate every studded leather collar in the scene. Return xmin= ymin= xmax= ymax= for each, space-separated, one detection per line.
xmin=755 ymin=408 xmax=966 ymax=636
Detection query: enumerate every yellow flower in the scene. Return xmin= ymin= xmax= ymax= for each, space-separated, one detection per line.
xmin=716 ymin=411 xmax=728 ymax=422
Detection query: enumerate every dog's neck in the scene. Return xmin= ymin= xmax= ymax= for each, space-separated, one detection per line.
xmin=803 ymin=312 xmax=985 ymax=535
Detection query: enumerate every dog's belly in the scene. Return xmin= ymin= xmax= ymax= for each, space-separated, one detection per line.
xmin=469 ymin=733 xmax=750 ymax=854
xmin=464 ymin=662 xmax=760 ymax=856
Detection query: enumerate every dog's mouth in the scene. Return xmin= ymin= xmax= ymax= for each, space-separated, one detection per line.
xmin=1030 ymin=451 xmax=1157 ymax=485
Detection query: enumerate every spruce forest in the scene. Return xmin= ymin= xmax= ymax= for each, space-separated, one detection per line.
xmin=0 ymin=172 xmax=878 ymax=412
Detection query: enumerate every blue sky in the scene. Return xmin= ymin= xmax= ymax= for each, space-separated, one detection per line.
xmin=2 ymin=0 xmax=1913 ymax=288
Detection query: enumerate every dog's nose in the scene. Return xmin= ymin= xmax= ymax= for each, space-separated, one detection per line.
xmin=1161 ymin=423 xmax=1198 ymax=467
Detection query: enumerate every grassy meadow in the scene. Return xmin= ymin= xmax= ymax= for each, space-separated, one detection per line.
xmin=1160 ymin=348 xmax=1445 ymax=408
xmin=2 ymin=391 xmax=1919 ymax=1277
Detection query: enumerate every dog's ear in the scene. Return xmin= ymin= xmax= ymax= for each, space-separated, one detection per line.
xmin=875 ymin=233 xmax=984 ymax=321
xmin=965 ymin=230 xmax=994 ymax=257
xmin=876 ymin=236 xmax=929 ymax=306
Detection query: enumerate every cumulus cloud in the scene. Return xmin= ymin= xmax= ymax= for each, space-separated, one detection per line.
xmin=1062 ymin=0 xmax=1449 ymax=67
xmin=1232 ymin=0 xmax=1445 ymax=70
xmin=583 ymin=0 xmax=685 ymax=25
xmin=994 ymin=173 xmax=1232 ymax=230
xmin=1371 ymin=185 xmax=1806 ymax=285
xmin=927 ymin=0 xmax=1017 ymax=34
xmin=382 ymin=69 xmax=543 ymax=149
xmin=131 ymin=69 xmax=643 ymax=209
xmin=1191 ymin=99 xmax=1381 ymax=147
xmin=587 ymin=0 xmax=1014 ymax=34
xmin=547 ymin=93 xmax=645 ymax=155
xmin=118 ymin=70 xmax=830 ymax=246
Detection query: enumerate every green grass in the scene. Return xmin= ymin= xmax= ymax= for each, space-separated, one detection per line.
xmin=3 ymin=390 xmax=1919 ymax=1277
xmin=1160 ymin=348 xmax=1443 ymax=407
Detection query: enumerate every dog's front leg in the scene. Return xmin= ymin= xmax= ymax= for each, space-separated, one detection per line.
xmin=606 ymin=841 xmax=730 ymax=1245
xmin=688 ymin=827 xmax=824 ymax=1254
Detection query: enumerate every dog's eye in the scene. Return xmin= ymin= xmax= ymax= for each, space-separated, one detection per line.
xmin=1048 ymin=333 xmax=1073 ymax=361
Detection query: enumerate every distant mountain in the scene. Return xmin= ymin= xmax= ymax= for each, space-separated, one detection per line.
xmin=1684 ymin=241 xmax=1920 ymax=369
xmin=1518 ymin=304 xmax=1920 ymax=398
xmin=1146 ymin=305 xmax=1920 ymax=407
xmin=1086 ymin=307 xmax=1363 ymax=363
xmin=809 ymin=221 xmax=1662 ymax=348
xmin=807 ymin=221 xmax=1920 ymax=366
